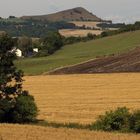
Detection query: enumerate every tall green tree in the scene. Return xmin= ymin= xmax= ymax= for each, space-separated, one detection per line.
xmin=43 ymin=31 xmax=63 ymax=54
xmin=0 ymin=34 xmax=37 ymax=123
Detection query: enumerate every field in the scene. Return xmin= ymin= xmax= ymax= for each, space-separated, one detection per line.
xmin=16 ymin=30 xmax=140 ymax=75
xmin=59 ymin=29 xmax=102 ymax=37
xmin=0 ymin=124 xmax=140 ymax=140
xmin=50 ymin=47 xmax=140 ymax=74
xmin=69 ymin=21 xmax=101 ymax=29
xmin=23 ymin=73 xmax=140 ymax=124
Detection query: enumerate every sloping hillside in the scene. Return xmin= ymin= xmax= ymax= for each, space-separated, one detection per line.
xmin=50 ymin=47 xmax=140 ymax=74
xmin=16 ymin=30 xmax=140 ymax=75
xmin=21 ymin=7 xmax=102 ymax=22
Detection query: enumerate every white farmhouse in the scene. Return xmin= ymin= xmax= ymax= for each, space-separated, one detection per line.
xmin=15 ymin=49 xmax=22 ymax=57
xmin=33 ymin=48 xmax=39 ymax=53
xmin=11 ymin=48 xmax=22 ymax=57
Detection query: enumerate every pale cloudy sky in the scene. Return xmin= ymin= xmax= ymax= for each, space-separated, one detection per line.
xmin=0 ymin=0 xmax=139 ymax=23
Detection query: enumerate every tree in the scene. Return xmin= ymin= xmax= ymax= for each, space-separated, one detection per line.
xmin=101 ymin=31 xmax=108 ymax=37
xmin=0 ymin=34 xmax=37 ymax=123
xmin=18 ymin=36 xmax=32 ymax=57
xmin=43 ymin=31 xmax=63 ymax=54
xmin=87 ymin=33 xmax=96 ymax=40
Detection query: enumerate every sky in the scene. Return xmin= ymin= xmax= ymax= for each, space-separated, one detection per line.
xmin=0 ymin=0 xmax=140 ymax=23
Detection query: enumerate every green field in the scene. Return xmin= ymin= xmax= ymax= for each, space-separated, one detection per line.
xmin=16 ymin=30 xmax=140 ymax=75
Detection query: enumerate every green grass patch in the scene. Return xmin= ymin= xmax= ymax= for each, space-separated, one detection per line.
xmin=16 ymin=30 xmax=140 ymax=75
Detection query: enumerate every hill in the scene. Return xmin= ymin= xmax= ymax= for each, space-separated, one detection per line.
xmin=21 ymin=7 xmax=102 ymax=22
xmin=50 ymin=47 xmax=140 ymax=74
xmin=16 ymin=30 xmax=140 ymax=75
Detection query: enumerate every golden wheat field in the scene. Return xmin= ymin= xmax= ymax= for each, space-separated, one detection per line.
xmin=0 ymin=124 xmax=140 ymax=140
xmin=23 ymin=73 xmax=140 ymax=124
xmin=59 ymin=29 xmax=102 ymax=37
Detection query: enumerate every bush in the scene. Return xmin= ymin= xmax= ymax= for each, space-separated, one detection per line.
xmin=11 ymin=94 xmax=38 ymax=123
xmin=129 ymin=110 xmax=140 ymax=133
xmin=0 ymin=98 xmax=15 ymax=123
xmin=0 ymin=93 xmax=38 ymax=123
xmin=91 ymin=107 xmax=131 ymax=132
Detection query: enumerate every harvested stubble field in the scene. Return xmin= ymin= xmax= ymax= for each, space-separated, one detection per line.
xmin=23 ymin=73 xmax=140 ymax=124
xmin=0 ymin=124 xmax=140 ymax=140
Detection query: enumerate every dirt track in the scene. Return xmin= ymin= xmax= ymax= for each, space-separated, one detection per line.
xmin=50 ymin=47 xmax=140 ymax=74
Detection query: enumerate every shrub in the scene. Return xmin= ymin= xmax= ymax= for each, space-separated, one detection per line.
xmin=10 ymin=93 xmax=38 ymax=123
xmin=0 ymin=98 xmax=15 ymax=123
xmin=91 ymin=107 xmax=131 ymax=132
xmin=0 ymin=92 xmax=38 ymax=123
xmin=129 ymin=110 xmax=140 ymax=133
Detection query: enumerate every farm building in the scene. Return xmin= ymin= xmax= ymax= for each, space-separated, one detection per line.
xmin=11 ymin=48 xmax=22 ymax=57
xmin=15 ymin=49 xmax=22 ymax=57
xmin=33 ymin=48 xmax=39 ymax=53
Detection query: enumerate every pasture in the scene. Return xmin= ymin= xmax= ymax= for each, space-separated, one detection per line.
xmin=23 ymin=73 xmax=140 ymax=124
xmin=16 ymin=30 xmax=140 ymax=75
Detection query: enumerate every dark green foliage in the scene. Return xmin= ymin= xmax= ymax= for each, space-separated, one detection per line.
xmin=42 ymin=31 xmax=63 ymax=54
xmin=0 ymin=19 xmax=76 ymax=38
xmin=47 ymin=21 xmax=76 ymax=30
xmin=97 ymin=23 xmax=125 ymax=29
xmin=18 ymin=36 xmax=33 ymax=57
xmin=101 ymin=31 xmax=108 ymax=37
xmin=129 ymin=110 xmax=140 ymax=133
xmin=91 ymin=107 xmax=140 ymax=133
xmin=0 ymin=34 xmax=38 ymax=123
xmin=63 ymin=34 xmax=97 ymax=45
xmin=91 ymin=107 xmax=130 ymax=132
xmin=0 ymin=98 xmax=15 ymax=122
xmin=87 ymin=33 xmax=96 ymax=40
xmin=99 ymin=21 xmax=140 ymax=38
xmin=11 ymin=94 xmax=38 ymax=123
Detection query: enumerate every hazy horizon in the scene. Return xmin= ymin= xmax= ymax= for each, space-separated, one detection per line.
xmin=0 ymin=0 xmax=140 ymax=23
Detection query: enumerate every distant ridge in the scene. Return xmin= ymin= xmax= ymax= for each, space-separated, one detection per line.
xmin=21 ymin=7 xmax=102 ymax=22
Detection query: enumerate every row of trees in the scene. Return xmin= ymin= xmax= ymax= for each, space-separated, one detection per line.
xmin=100 ymin=21 xmax=140 ymax=38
